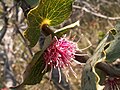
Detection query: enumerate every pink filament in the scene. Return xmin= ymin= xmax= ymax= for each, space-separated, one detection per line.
xmin=44 ymin=37 xmax=77 ymax=69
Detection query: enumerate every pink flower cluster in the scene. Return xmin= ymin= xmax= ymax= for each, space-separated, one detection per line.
xmin=1 ymin=88 xmax=8 ymax=90
xmin=44 ymin=37 xmax=77 ymax=69
xmin=104 ymin=77 xmax=120 ymax=90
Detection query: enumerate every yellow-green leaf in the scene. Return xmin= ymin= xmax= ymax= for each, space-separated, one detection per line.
xmin=22 ymin=35 xmax=52 ymax=85
xmin=24 ymin=0 xmax=74 ymax=47
xmin=23 ymin=51 xmax=45 ymax=85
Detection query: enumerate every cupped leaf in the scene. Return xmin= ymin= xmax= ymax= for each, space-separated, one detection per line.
xmin=23 ymin=35 xmax=52 ymax=85
xmin=81 ymin=28 xmax=115 ymax=90
xmin=105 ymin=34 xmax=120 ymax=63
xmin=24 ymin=0 xmax=74 ymax=47
xmin=95 ymin=68 xmax=106 ymax=85
xmin=81 ymin=23 xmax=120 ymax=90
xmin=105 ymin=23 xmax=120 ymax=63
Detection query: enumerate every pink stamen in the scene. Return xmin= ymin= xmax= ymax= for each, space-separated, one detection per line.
xmin=43 ymin=36 xmax=77 ymax=82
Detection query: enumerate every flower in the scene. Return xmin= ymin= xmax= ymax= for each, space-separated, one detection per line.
xmin=1 ymin=88 xmax=8 ymax=90
xmin=104 ymin=77 xmax=120 ymax=90
xmin=44 ymin=37 xmax=77 ymax=68
xmin=43 ymin=36 xmax=77 ymax=82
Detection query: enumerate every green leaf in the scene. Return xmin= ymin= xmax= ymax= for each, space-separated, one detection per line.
xmin=95 ymin=68 xmax=106 ymax=85
xmin=105 ymin=23 xmax=120 ymax=63
xmin=22 ymin=35 xmax=52 ymax=85
xmin=24 ymin=0 xmax=74 ymax=47
xmin=24 ymin=27 xmax=40 ymax=47
xmin=81 ymin=28 xmax=115 ymax=90
xmin=36 ymin=0 xmax=74 ymax=26
xmin=81 ymin=23 xmax=120 ymax=90
xmin=42 ymin=35 xmax=52 ymax=52
xmin=95 ymin=30 xmax=115 ymax=53
xmin=23 ymin=51 xmax=45 ymax=85
xmin=26 ymin=0 xmax=39 ymax=7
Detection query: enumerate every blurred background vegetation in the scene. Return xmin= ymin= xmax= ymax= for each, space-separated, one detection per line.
xmin=0 ymin=0 xmax=120 ymax=90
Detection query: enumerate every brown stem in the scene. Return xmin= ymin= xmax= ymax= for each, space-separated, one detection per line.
xmin=75 ymin=55 xmax=120 ymax=77
xmin=96 ymin=62 xmax=120 ymax=77
xmin=41 ymin=24 xmax=55 ymax=36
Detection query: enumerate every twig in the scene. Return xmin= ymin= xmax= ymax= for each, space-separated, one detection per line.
xmin=81 ymin=1 xmax=96 ymax=12
xmin=14 ymin=23 xmax=33 ymax=57
xmin=96 ymin=62 xmax=120 ymax=77
xmin=0 ymin=1 xmax=18 ymax=19
xmin=0 ymin=0 xmax=17 ymax=88
xmin=73 ymin=5 xmax=120 ymax=20
xmin=75 ymin=54 xmax=120 ymax=77
xmin=0 ymin=0 xmax=8 ymax=43
xmin=13 ymin=0 xmax=33 ymax=57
